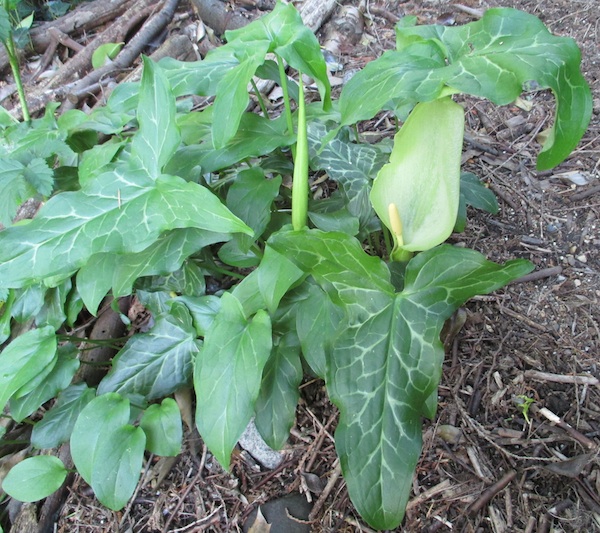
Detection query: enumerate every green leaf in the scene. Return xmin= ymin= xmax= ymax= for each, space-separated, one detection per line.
xmin=10 ymin=345 xmax=79 ymax=422
xmin=340 ymin=8 xmax=592 ymax=170
xmin=0 ymin=289 xmax=15 ymax=344
xmin=77 ymin=228 xmax=228 ymax=315
xmin=370 ymin=98 xmax=465 ymax=256
xmin=131 ymin=57 xmax=181 ymax=178
xmin=174 ymin=295 xmax=221 ymax=337
xmin=167 ymin=113 xmax=295 ymax=177
xmin=3 ymin=456 xmax=68 ymax=502
xmin=295 ymin=282 xmax=344 ymax=378
xmin=225 ymin=1 xmax=331 ymax=109
xmin=70 ymin=393 xmax=146 ymax=510
xmin=31 ymin=383 xmax=96 ymax=449
xmin=0 ymin=169 xmax=251 ymax=289
xmin=98 ymin=302 xmax=200 ymax=400
xmin=212 ymin=49 xmax=269 ymax=149
xmin=140 ymin=398 xmax=182 ymax=456
xmin=254 ymin=333 xmax=302 ymax=450
xmin=0 ymin=326 xmax=57 ymax=414
xmin=0 ymin=158 xmax=30 ymax=226
xmin=0 ymin=7 xmax=10 ymax=43
xmin=257 ymin=246 xmax=305 ymax=314
xmin=460 ymin=172 xmax=498 ymax=214
xmin=194 ymin=292 xmax=272 ymax=468
xmin=91 ymin=42 xmax=123 ymax=69
xmin=159 ymin=52 xmax=238 ymax=98
xmin=269 ymin=230 xmax=532 ymax=529
xmin=308 ymin=122 xmax=387 ymax=229
xmin=226 ymin=168 xmax=282 ymax=251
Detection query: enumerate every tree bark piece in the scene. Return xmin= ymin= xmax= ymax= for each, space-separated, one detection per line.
xmin=0 ymin=0 xmax=136 ymax=73
xmin=44 ymin=0 xmax=161 ymax=90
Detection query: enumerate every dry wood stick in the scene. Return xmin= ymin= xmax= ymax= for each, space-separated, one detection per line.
xmin=466 ymin=470 xmax=517 ymax=515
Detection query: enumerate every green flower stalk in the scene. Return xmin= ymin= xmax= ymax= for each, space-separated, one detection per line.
xmin=291 ymin=74 xmax=308 ymax=230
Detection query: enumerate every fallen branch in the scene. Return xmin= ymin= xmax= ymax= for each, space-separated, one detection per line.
xmin=0 ymin=0 xmax=135 ymax=73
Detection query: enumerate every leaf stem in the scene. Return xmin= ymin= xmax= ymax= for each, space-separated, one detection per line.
xmin=292 ymin=74 xmax=308 ymax=231
xmin=250 ymin=78 xmax=269 ymax=118
xmin=277 ymin=55 xmax=294 ymax=137
xmin=1 ymin=6 xmax=30 ymax=122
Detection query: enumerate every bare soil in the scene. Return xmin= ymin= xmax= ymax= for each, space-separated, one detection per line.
xmin=2 ymin=0 xmax=600 ymax=531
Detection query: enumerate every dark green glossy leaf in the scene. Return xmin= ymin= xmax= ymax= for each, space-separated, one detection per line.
xmin=460 ymin=172 xmax=498 ymax=214
xmin=226 ymin=168 xmax=282 ymax=251
xmin=140 ymin=398 xmax=182 ymax=456
xmin=70 ymin=393 xmax=146 ymax=510
xmin=308 ymin=122 xmax=387 ymax=229
xmin=98 ymin=302 xmax=200 ymax=400
xmin=167 ymin=113 xmax=294 ymax=178
xmin=195 ymin=292 xmax=272 ymax=468
xmin=295 ymin=282 xmax=344 ymax=378
xmin=31 ymin=383 xmax=96 ymax=449
xmin=269 ymin=229 xmax=533 ymax=529
xmin=77 ymin=228 xmax=227 ymax=315
xmin=254 ymin=333 xmax=302 ymax=450
xmin=213 ymin=49 xmax=269 ymax=149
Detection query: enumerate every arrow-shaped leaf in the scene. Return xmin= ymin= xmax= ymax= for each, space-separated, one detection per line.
xmin=340 ymin=8 xmax=592 ymax=170
xmin=268 ymin=230 xmax=532 ymax=529
xmin=0 ymin=169 xmax=251 ymax=289
xmin=194 ymin=292 xmax=272 ymax=468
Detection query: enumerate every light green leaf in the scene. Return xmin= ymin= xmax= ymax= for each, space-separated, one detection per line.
xmin=10 ymin=345 xmax=79 ymax=422
xmin=131 ymin=57 xmax=181 ymax=178
xmin=195 ymin=292 xmax=272 ymax=468
xmin=3 ymin=456 xmax=68 ymax=502
xmin=70 ymin=393 xmax=146 ymax=510
xmin=257 ymin=246 xmax=305 ymax=314
xmin=0 ymin=168 xmax=251 ymax=289
xmin=213 ymin=49 xmax=269 ymax=149
xmin=0 ymin=326 xmax=57 ymax=414
xmin=340 ymin=8 xmax=592 ymax=170
xmin=32 ymin=383 xmax=96 ymax=449
xmin=77 ymin=228 xmax=228 ymax=315
xmin=254 ymin=333 xmax=303 ymax=450
xmin=370 ymin=98 xmax=465 ymax=256
xmin=97 ymin=302 xmax=200 ymax=399
xmin=140 ymin=398 xmax=183 ymax=456
xmin=92 ymin=42 xmax=123 ymax=69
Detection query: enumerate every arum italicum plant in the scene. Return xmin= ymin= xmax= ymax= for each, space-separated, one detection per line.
xmin=0 ymin=3 xmax=592 ymax=532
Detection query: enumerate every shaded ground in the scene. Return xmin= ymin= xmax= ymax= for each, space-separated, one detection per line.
xmin=2 ymin=0 xmax=600 ymax=531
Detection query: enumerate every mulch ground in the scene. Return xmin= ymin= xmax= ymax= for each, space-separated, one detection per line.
xmin=2 ymin=0 xmax=599 ymax=531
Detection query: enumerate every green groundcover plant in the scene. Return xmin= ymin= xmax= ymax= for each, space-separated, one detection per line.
xmin=0 ymin=2 xmax=591 ymax=529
